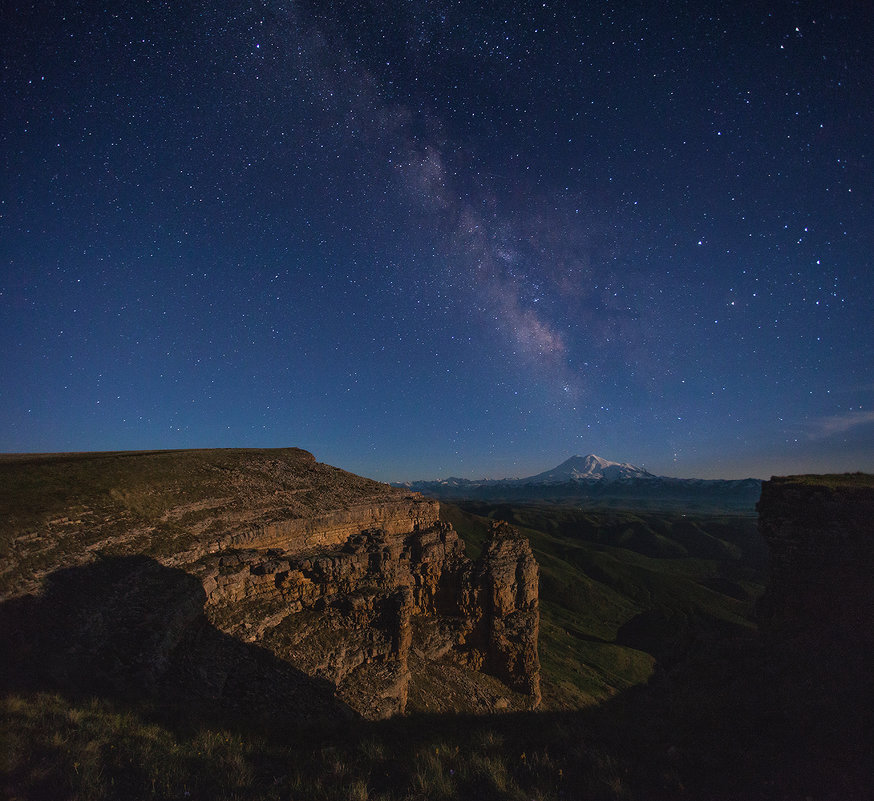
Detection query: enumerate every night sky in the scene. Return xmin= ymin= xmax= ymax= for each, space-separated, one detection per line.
xmin=2 ymin=1 xmax=872 ymax=482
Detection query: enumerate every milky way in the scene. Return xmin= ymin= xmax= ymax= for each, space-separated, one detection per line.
xmin=2 ymin=0 xmax=872 ymax=481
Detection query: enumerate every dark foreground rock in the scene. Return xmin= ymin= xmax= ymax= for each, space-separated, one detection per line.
xmin=757 ymin=473 xmax=874 ymax=647
xmin=756 ymin=473 xmax=874 ymax=760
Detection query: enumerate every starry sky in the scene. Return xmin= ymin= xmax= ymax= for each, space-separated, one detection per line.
xmin=2 ymin=0 xmax=873 ymax=482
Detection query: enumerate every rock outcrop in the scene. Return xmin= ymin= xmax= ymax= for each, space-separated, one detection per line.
xmin=190 ymin=518 xmax=540 ymax=717
xmin=756 ymin=474 xmax=874 ymax=741
xmin=757 ymin=474 xmax=874 ymax=643
xmin=0 ymin=448 xmax=540 ymax=719
xmin=473 ymin=522 xmax=540 ymax=702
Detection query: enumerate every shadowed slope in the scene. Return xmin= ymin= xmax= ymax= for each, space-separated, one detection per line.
xmin=0 ymin=555 xmax=345 ymax=722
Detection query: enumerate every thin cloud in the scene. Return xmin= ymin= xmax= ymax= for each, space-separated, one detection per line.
xmin=808 ymin=410 xmax=874 ymax=439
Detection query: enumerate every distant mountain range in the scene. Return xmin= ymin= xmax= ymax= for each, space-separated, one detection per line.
xmin=395 ymin=454 xmax=762 ymax=512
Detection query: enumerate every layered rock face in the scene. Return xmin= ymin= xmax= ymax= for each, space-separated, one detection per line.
xmin=474 ymin=522 xmax=540 ymax=701
xmin=192 ymin=518 xmax=540 ymax=717
xmin=0 ymin=448 xmax=539 ymax=719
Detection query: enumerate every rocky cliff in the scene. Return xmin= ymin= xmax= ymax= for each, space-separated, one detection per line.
xmin=0 ymin=448 xmax=539 ymax=719
xmin=756 ymin=473 xmax=874 ymax=742
xmin=757 ymin=473 xmax=874 ymax=642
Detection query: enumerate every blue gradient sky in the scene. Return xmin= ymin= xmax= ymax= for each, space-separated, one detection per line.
xmin=2 ymin=0 xmax=872 ymax=482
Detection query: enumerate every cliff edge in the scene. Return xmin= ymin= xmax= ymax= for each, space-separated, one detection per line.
xmin=0 ymin=448 xmax=539 ymax=719
xmin=757 ymin=473 xmax=874 ymax=643
xmin=756 ymin=473 xmax=874 ymax=744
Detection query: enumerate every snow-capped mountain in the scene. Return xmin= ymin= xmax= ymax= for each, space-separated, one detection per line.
xmin=395 ymin=454 xmax=762 ymax=512
xmin=523 ymin=454 xmax=654 ymax=483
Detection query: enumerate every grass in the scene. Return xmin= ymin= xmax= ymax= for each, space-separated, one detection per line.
xmin=13 ymin=646 xmax=864 ymax=801
xmin=3 ymin=694 xmax=284 ymax=800
xmin=5 ymin=688 xmax=689 ymax=801
xmin=768 ymin=472 xmax=874 ymax=488
xmin=0 ymin=693 xmax=576 ymax=800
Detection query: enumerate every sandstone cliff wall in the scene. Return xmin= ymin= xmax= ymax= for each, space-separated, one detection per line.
xmin=193 ymin=517 xmax=540 ymax=718
xmin=221 ymin=496 xmax=441 ymax=551
xmin=0 ymin=449 xmax=539 ymax=720
xmin=474 ymin=522 xmax=540 ymax=701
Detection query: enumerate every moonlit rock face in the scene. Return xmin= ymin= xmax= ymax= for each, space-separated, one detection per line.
xmin=525 ymin=454 xmax=654 ymax=483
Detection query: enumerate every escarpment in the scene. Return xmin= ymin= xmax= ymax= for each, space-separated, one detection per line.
xmin=0 ymin=448 xmax=539 ymax=719
xmin=756 ymin=474 xmax=874 ymax=738
xmin=195 ymin=519 xmax=539 ymax=717
xmin=757 ymin=474 xmax=874 ymax=644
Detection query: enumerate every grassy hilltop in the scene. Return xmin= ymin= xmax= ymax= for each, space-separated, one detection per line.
xmin=0 ymin=447 xmax=400 ymax=598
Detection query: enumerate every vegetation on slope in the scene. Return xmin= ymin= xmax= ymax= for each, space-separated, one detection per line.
xmin=769 ymin=472 xmax=874 ymax=489
xmin=441 ymin=501 xmax=766 ymax=708
xmin=5 ymin=629 xmax=868 ymax=800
